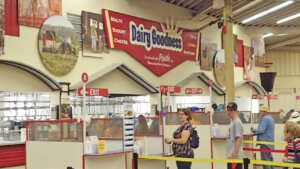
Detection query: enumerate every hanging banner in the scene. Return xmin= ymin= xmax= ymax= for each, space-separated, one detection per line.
xmin=252 ymin=94 xmax=265 ymax=99
xmin=267 ymin=94 xmax=278 ymax=100
xmin=102 ymin=9 xmax=200 ymax=76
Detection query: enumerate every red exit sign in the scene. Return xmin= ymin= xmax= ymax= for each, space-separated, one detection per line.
xmin=77 ymin=88 xmax=109 ymax=96
xmin=185 ymin=88 xmax=203 ymax=94
xmin=160 ymin=85 xmax=181 ymax=95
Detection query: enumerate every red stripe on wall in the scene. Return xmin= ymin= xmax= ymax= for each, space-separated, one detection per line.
xmin=5 ymin=0 xmax=19 ymax=36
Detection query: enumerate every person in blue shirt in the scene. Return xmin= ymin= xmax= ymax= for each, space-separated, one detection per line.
xmin=251 ymin=106 xmax=275 ymax=169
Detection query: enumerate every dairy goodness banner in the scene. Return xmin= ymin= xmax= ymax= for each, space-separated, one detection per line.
xmin=102 ymin=9 xmax=200 ymax=76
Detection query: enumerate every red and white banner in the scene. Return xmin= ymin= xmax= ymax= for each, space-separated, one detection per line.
xmin=160 ymin=85 xmax=181 ymax=95
xmin=267 ymin=94 xmax=278 ymax=100
xmin=252 ymin=94 xmax=265 ymax=99
xmin=185 ymin=88 xmax=203 ymax=95
xmin=102 ymin=9 xmax=200 ymax=76
xmin=252 ymin=94 xmax=278 ymax=100
xmin=77 ymin=88 xmax=109 ymax=97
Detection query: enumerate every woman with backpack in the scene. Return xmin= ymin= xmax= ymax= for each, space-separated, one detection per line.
xmin=165 ymin=108 xmax=194 ymax=169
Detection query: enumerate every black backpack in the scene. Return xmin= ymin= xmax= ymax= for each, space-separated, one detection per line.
xmin=190 ymin=127 xmax=199 ymax=149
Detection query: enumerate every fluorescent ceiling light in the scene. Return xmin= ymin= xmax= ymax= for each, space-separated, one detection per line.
xmin=277 ymin=13 xmax=300 ymax=24
xmin=274 ymin=34 xmax=288 ymax=36
xmin=263 ymin=33 xmax=274 ymax=38
xmin=242 ymin=0 xmax=294 ymax=24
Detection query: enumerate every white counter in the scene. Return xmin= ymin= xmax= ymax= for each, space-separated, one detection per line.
xmin=0 ymin=141 xmax=25 ymax=146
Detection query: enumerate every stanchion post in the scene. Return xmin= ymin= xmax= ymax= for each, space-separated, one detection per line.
xmin=133 ymin=153 xmax=138 ymax=169
xmin=243 ymin=158 xmax=250 ymax=169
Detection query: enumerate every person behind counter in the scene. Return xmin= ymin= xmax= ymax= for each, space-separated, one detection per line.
xmin=165 ymin=108 xmax=194 ymax=169
xmin=149 ymin=111 xmax=160 ymax=134
xmin=135 ymin=115 xmax=149 ymax=135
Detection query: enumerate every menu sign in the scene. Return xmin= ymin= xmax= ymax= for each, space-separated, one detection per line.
xmin=102 ymin=9 xmax=200 ymax=76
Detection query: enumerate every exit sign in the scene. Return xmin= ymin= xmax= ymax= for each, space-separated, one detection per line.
xmin=77 ymin=88 xmax=109 ymax=96
xmin=160 ymin=85 xmax=181 ymax=95
xmin=185 ymin=88 xmax=203 ymax=94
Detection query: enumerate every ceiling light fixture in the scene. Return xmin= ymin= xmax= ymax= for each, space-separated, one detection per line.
xmin=242 ymin=0 xmax=294 ymax=24
xmin=277 ymin=13 xmax=300 ymax=24
xmin=274 ymin=34 xmax=288 ymax=36
xmin=263 ymin=33 xmax=274 ymax=38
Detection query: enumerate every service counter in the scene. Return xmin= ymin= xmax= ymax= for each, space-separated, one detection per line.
xmin=0 ymin=140 xmax=25 ymax=146
xmin=26 ymin=120 xmax=84 ymax=169
xmin=83 ymin=150 xmax=133 ymax=169
xmin=0 ymin=142 xmax=26 ymax=168
xmin=0 ymin=121 xmax=27 ymax=168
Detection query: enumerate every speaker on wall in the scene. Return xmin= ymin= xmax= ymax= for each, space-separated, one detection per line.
xmin=260 ymin=72 xmax=277 ymax=92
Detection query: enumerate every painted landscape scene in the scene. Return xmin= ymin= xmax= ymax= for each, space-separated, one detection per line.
xmin=38 ymin=16 xmax=79 ymax=76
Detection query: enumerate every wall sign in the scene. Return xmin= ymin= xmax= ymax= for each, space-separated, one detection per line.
xmin=252 ymin=94 xmax=265 ymax=99
xmin=82 ymin=11 xmax=109 ymax=57
xmin=160 ymin=85 xmax=181 ymax=95
xmin=38 ymin=16 xmax=79 ymax=76
xmin=213 ymin=49 xmax=225 ymax=87
xmin=102 ymin=9 xmax=200 ymax=76
xmin=0 ymin=0 xmax=4 ymax=55
xmin=77 ymin=88 xmax=109 ymax=97
xmin=18 ymin=0 xmax=62 ymax=28
xmin=185 ymin=88 xmax=203 ymax=95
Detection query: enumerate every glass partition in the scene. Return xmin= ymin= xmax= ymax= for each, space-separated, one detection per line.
xmin=134 ymin=116 xmax=162 ymax=136
xmin=86 ymin=118 xmax=123 ymax=139
xmin=27 ymin=120 xmax=83 ymax=142
xmin=212 ymin=111 xmax=230 ymax=124
xmin=255 ymin=112 xmax=285 ymax=124
xmin=166 ymin=112 xmax=210 ymax=125
xmin=70 ymin=95 xmax=150 ymax=118
xmin=86 ymin=118 xmax=125 ymax=153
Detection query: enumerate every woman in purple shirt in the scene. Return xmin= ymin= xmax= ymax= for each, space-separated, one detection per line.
xmin=165 ymin=108 xmax=194 ymax=169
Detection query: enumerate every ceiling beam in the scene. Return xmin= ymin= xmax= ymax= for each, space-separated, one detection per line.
xmin=182 ymin=0 xmax=194 ymax=8
xmin=233 ymin=0 xmax=263 ymax=16
xmin=244 ymin=26 xmax=300 ymax=35
xmin=266 ymin=37 xmax=300 ymax=50
xmin=192 ymin=0 xmax=213 ymax=16
xmin=267 ymin=46 xmax=300 ymax=51
xmin=188 ymin=0 xmax=202 ymax=9
xmin=176 ymin=0 xmax=185 ymax=5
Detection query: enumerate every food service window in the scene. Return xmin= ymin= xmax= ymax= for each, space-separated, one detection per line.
xmin=71 ymin=94 xmax=150 ymax=117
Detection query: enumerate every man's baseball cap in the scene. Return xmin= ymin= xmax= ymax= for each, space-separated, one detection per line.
xmin=227 ymin=102 xmax=237 ymax=111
